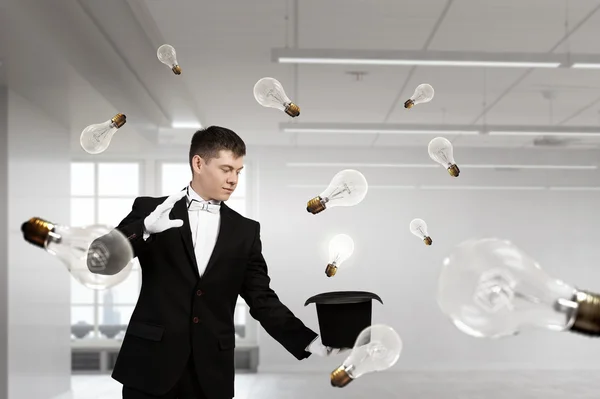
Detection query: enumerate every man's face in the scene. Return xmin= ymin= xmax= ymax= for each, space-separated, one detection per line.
xmin=193 ymin=150 xmax=244 ymax=201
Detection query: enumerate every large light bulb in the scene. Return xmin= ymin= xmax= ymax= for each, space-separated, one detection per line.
xmin=428 ymin=137 xmax=460 ymax=177
xmin=80 ymin=113 xmax=126 ymax=155
xmin=437 ymin=238 xmax=600 ymax=339
xmin=157 ymin=44 xmax=181 ymax=75
xmin=21 ymin=217 xmax=134 ymax=290
xmin=409 ymin=218 xmax=432 ymax=246
xmin=404 ymin=83 xmax=434 ymax=109
xmin=331 ymin=324 xmax=403 ymax=387
xmin=253 ymin=77 xmax=300 ymax=117
xmin=325 ymin=234 xmax=355 ymax=277
xmin=306 ymin=169 xmax=368 ymax=214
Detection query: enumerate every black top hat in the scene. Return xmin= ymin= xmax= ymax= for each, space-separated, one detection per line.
xmin=304 ymin=291 xmax=383 ymax=349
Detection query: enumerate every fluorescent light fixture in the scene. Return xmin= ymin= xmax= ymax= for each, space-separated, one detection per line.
xmin=277 ymin=57 xmax=560 ymax=68
xmin=272 ymin=49 xmax=564 ymax=68
xmin=489 ymin=131 xmax=600 ymax=137
xmin=287 ymin=184 xmax=416 ymax=189
xmin=548 ymin=186 xmax=600 ymax=191
xmin=571 ymin=63 xmax=600 ymax=69
xmin=285 ymin=162 xmax=596 ymax=170
xmin=282 ymin=128 xmax=480 ymax=135
xmin=421 ymin=185 xmax=546 ymax=191
xmin=171 ymin=122 xmax=202 ymax=129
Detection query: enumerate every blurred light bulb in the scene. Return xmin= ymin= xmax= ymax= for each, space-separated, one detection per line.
xmin=409 ymin=218 xmax=432 ymax=246
xmin=428 ymin=137 xmax=460 ymax=177
xmin=331 ymin=324 xmax=403 ymax=387
xmin=21 ymin=217 xmax=134 ymax=290
xmin=325 ymin=234 xmax=355 ymax=277
xmin=157 ymin=44 xmax=181 ymax=75
xmin=307 ymin=169 xmax=368 ymax=214
xmin=253 ymin=77 xmax=300 ymax=117
xmin=404 ymin=83 xmax=434 ymax=109
xmin=437 ymin=238 xmax=600 ymax=338
xmin=80 ymin=113 xmax=126 ymax=155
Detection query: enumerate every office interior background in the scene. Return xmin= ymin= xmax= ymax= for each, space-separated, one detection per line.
xmin=2 ymin=0 xmax=600 ymax=398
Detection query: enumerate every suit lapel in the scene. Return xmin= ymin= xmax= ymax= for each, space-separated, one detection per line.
xmin=202 ymin=202 xmax=235 ymax=278
xmin=171 ymin=197 xmax=200 ymax=280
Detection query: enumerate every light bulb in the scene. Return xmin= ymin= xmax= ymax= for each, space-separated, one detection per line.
xmin=404 ymin=83 xmax=434 ymax=109
xmin=21 ymin=217 xmax=134 ymax=290
xmin=437 ymin=238 xmax=600 ymax=339
xmin=80 ymin=113 xmax=126 ymax=155
xmin=409 ymin=218 xmax=432 ymax=246
xmin=157 ymin=44 xmax=181 ymax=75
xmin=428 ymin=137 xmax=460 ymax=177
xmin=325 ymin=234 xmax=355 ymax=277
xmin=306 ymin=169 xmax=368 ymax=214
xmin=331 ymin=324 xmax=403 ymax=387
xmin=253 ymin=77 xmax=300 ymax=117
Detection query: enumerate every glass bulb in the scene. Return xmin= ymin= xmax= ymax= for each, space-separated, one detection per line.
xmin=409 ymin=218 xmax=432 ymax=245
xmin=21 ymin=217 xmax=134 ymax=290
xmin=331 ymin=324 xmax=403 ymax=387
xmin=325 ymin=234 xmax=355 ymax=277
xmin=436 ymin=238 xmax=583 ymax=338
xmin=157 ymin=44 xmax=181 ymax=74
xmin=306 ymin=169 xmax=368 ymax=214
xmin=404 ymin=83 xmax=434 ymax=108
xmin=253 ymin=77 xmax=300 ymax=117
xmin=80 ymin=114 xmax=126 ymax=155
xmin=428 ymin=137 xmax=460 ymax=177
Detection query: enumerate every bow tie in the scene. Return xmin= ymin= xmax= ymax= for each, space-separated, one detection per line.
xmin=187 ymin=199 xmax=220 ymax=214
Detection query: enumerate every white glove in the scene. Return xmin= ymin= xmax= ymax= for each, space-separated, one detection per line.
xmin=307 ymin=338 xmax=349 ymax=357
xmin=143 ymin=190 xmax=187 ymax=237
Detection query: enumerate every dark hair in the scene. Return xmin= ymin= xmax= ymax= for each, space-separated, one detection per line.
xmin=188 ymin=126 xmax=246 ymax=171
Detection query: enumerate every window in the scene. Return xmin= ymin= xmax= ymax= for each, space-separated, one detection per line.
xmin=70 ymin=162 xmax=142 ymax=341
xmin=160 ymin=162 xmax=253 ymax=342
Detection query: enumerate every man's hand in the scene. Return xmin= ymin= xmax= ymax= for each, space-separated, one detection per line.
xmin=143 ymin=190 xmax=187 ymax=235
xmin=307 ymin=338 xmax=350 ymax=357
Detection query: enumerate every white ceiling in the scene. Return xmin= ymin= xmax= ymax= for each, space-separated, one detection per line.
xmin=6 ymin=0 xmax=600 ymax=149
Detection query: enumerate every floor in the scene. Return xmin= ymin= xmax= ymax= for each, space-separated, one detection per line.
xmin=72 ymin=370 xmax=600 ymax=398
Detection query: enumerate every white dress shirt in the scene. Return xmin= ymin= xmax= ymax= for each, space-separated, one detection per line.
xmin=186 ymin=185 xmax=221 ymax=277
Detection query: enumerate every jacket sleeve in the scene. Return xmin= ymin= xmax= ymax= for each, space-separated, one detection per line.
xmin=114 ymin=197 xmax=155 ymax=259
xmin=239 ymin=222 xmax=318 ymax=360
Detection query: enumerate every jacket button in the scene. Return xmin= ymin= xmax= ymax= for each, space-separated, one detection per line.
xmin=193 ymin=317 xmax=199 ymax=323
xmin=196 ymin=289 xmax=203 ymax=296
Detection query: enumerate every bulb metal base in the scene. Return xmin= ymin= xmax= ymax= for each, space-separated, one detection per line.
xmin=306 ymin=196 xmax=326 ymax=214
xmin=325 ymin=263 xmax=338 ymax=277
xmin=285 ymin=102 xmax=300 ymax=117
xmin=330 ymin=365 xmax=353 ymax=387
xmin=423 ymin=236 xmax=432 ymax=246
xmin=404 ymin=99 xmax=414 ymax=109
xmin=111 ymin=113 xmax=127 ymax=129
xmin=447 ymin=164 xmax=460 ymax=177
xmin=171 ymin=65 xmax=182 ymax=75
xmin=21 ymin=217 xmax=55 ymax=248
xmin=570 ymin=290 xmax=600 ymax=337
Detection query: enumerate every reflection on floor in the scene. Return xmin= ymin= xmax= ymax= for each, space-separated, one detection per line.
xmin=72 ymin=370 xmax=600 ymax=399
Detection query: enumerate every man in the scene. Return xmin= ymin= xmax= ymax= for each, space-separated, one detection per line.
xmin=111 ymin=126 xmax=342 ymax=399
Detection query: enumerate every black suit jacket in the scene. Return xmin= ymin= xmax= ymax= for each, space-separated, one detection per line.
xmin=110 ymin=195 xmax=317 ymax=398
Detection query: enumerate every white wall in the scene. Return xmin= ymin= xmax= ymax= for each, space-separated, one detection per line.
xmin=7 ymin=91 xmax=71 ymax=398
xmin=249 ymin=146 xmax=600 ymax=373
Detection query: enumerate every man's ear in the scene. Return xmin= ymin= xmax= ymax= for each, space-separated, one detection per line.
xmin=192 ymin=155 xmax=203 ymax=174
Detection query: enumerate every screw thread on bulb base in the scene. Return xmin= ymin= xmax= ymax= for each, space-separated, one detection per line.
xmin=21 ymin=217 xmax=55 ymax=248
xmin=285 ymin=103 xmax=300 ymax=117
xmin=447 ymin=164 xmax=460 ymax=177
xmin=404 ymin=99 xmax=414 ymax=109
xmin=330 ymin=365 xmax=353 ymax=387
xmin=325 ymin=264 xmax=338 ymax=277
xmin=171 ymin=65 xmax=182 ymax=75
xmin=306 ymin=196 xmax=326 ymax=214
xmin=570 ymin=290 xmax=600 ymax=337
xmin=423 ymin=236 xmax=432 ymax=246
xmin=111 ymin=113 xmax=127 ymax=128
